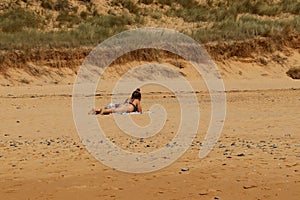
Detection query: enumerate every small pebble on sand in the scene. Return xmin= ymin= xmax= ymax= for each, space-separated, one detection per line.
xmin=243 ymin=185 xmax=257 ymax=189
xmin=181 ymin=167 xmax=189 ymax=172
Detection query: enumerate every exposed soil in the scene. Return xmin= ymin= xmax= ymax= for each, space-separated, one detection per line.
xmin=1 ymin=33 xmax=299 ymax=84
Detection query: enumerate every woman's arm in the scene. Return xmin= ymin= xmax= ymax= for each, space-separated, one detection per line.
xmin=136 ymin=100 xmax=142 ymax=113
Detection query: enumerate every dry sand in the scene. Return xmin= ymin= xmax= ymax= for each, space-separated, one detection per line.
xmin=0 ymin=51 xmax=300 ymax=200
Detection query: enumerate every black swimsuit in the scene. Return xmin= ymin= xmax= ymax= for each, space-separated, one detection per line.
xmin=129 ymin=102 xmax=138 ymax=112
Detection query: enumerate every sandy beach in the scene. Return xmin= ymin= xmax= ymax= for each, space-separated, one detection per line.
xmin=1 ymin=56 xmax=300 ymax=199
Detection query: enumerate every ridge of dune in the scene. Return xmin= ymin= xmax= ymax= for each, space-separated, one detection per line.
xmin=0 ymin=45 xmax=299 ymax=90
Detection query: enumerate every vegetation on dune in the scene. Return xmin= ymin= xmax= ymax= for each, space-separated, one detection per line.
xmin=0 ymin=0 xmax=299 ymax=79
xmin=167 ymin=0 xmax=300 ymax=21
xmin=0 ymin=8 xmax=42 ymax=33
xmin=191 ymin=15 xmax=300 ymax=42
xmin=0 ymin=0 xmax=299 ymax=50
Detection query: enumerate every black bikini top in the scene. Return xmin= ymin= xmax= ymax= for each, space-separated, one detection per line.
xmin=129 ymin=102 xmax=138 ymax=112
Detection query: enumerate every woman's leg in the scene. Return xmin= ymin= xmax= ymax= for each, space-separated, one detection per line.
xmin=101 ymin=108 xmax=114 ymax=115
xmin=101 ymin=105 xmax=128 ymax=115
xmin=89 ymin=108 xmax=102 ymax=115
xmin=92 ymin=104 xmax=133 ymax=115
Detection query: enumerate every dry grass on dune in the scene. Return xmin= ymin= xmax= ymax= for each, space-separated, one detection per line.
xmin=0 ymin=0 xmax=299 ymax=49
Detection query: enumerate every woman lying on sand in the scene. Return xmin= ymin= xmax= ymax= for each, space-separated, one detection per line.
xmin=90 ymin=88 xmax=142 ymax=115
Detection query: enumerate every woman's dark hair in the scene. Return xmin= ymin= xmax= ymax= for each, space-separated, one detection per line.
xmin=131 ymin=88 xmax=141 ymax=100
